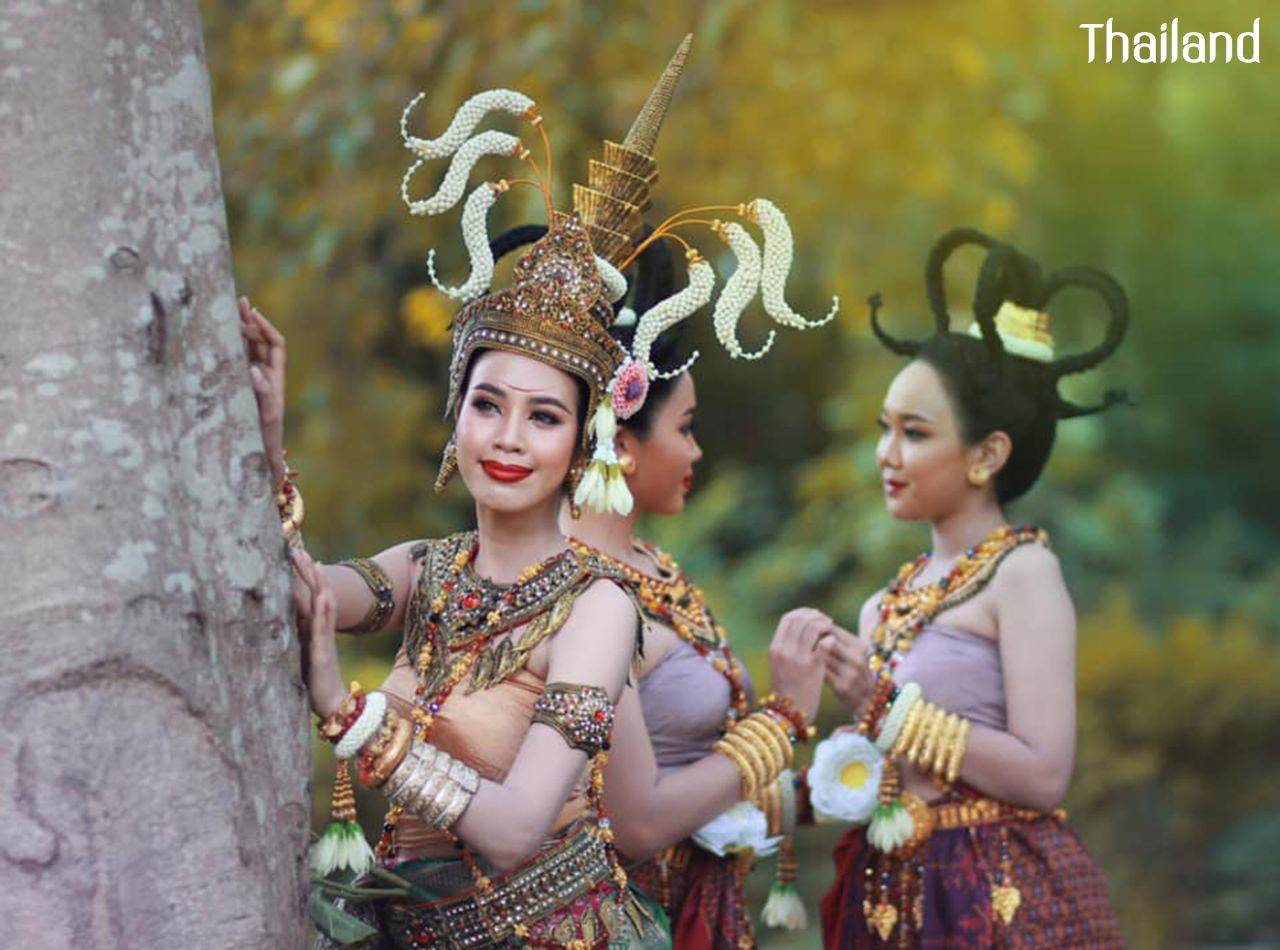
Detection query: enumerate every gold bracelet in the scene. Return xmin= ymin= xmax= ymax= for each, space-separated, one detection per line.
xmin=925 ymin=712 xmax=954 ymax=777
xmin=737 ymin=717 xmax=789 ymax=773
xmin=917 ymin=706 xmax=948 ymax=772
xmin=713 ymin=737 xmax=759 ymax=799
xmin=892 ymin=698 xmax=925 ymax=758
xmin=907 ymin=702 xmax=941 ymax=766
xmin=724 ymin=730 xmax=774 ymax=793
xmin=752 ymin=712 xmax=796 ymax=768
xmin=934 ymin=713 xmax=964 ymax=778
xmin=370 ymin=716 xmax=414 ymax=786
xmin=945 ymin=717 xmax=971 ymax=784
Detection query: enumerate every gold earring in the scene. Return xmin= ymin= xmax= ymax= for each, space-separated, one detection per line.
xmin=565 ymin=460 xmax=585 ymax=518
xmin=967 ymin=466 xmax=990 ymax=488
xmin=618 ymin=453 xmax=637 ymax=476
xmin=434 ymin=434 xmax=458 ymax=493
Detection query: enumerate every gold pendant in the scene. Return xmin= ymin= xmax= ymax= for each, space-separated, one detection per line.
xmin=991 ymin=883 xmax=1022 ymax=925
xmin=868 ymin=902 xmax=899 ymax=941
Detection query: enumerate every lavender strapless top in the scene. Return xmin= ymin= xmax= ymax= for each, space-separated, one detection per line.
xmin=638 ymin=639 xmax=756 ymax=770
xmin=892 ymin=623 xmax=1007 ymax=731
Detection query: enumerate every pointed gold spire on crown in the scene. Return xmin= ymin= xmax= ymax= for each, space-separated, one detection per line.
xmin=563 ymin=33 xmax=693 ymax=266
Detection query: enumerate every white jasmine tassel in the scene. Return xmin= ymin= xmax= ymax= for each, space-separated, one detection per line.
xmin=400 ymin=89 xmax=536 ymax=159
xmin=751 ymin=198 xmax=840 ymax=329
xmin=632 ymin=257 xmax=715 ymax=379
xmin=713 ymin=221 xmax=776 ymax=360
xmin=762 ymin=836 xmax=807 ymax=931
xmin=867 ymin=800 xmax=915 ymax=853
xmin=595 ymin=256 xmax=629 ymax=304
xmin=575 ymin=402 xmax=633 ymax=516
xmin=402 ymin=131 xmax=521 ymax=216
xmin=426 ymin=182 xmax=502 ymax=302
xmin=613 ymin=306 xmax=637 ymax=328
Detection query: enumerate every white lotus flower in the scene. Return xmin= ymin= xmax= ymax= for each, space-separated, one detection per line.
xmin=809 ymin=731 xmax=884 ymax=824
xmin=692 ymin=801 xmax=783 ymax=859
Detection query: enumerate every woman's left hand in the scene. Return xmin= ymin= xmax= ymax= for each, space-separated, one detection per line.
xmin=291 ymin=548 xmax=346 ymax=717
xmin=823 ymin=626 xmax=875 ymax=717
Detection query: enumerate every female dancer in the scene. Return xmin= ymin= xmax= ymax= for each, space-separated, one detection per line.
xmin=817 ymin=229 xmax=1126 ymax=946
xmin=475 ymin=217 xmax=840 ymax=947
xmin=243 ymin=39 xmax=838 ymax=947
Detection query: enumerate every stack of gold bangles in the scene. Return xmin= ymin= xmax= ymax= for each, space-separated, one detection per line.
xmin=713 ymin=708 xmax=795 ymax=800
xmin=890 ymin=694 xmax=970 ymax=785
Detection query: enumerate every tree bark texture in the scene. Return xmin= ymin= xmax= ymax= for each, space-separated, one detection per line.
xmin=0 ymin=2 xmax=309 ymax=946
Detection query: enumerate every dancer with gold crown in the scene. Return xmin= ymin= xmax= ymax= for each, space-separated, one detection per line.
xmin=804 ymin=229 xmax=1125 ymax=946
xmin=475 ymin=39 xmax=843 ymax=944
xmin=240 ymin=37 xmax=840 ymax=948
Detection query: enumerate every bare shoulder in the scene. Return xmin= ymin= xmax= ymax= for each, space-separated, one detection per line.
xmin=858 ymin=587 xmax=888 ymax=639
xmin=992 ymin=541 xmax=1064 ymax=591
xmin=565 ymin=578 xmax=638 ymax=635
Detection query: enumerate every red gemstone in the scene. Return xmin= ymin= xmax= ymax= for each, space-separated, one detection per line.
xmin=593 ymin=710 xmax=606 ymax=722
xmin=463 ymin=593 xmax=480 ymax=610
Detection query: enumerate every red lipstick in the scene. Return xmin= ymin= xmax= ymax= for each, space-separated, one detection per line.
xmin=884 ymin=478 xmax=906 ymax=497
xmin=682 ymin=474 xmax=693 ymax=493
xmin=482 ymin=460 xmax=532 ymax=483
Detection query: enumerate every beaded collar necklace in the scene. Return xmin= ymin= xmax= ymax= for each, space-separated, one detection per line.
xmin=569 ymin=537 xmax=750 ymax=726
xmin=868 ymin=524 xmax=1046 ymax=678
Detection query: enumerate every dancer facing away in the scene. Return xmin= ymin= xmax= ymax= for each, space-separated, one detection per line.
xmin=242 ymin=37 xmax=841 ymax=948
xmin=816 ymin=228 xmax=1127 ymax=947
xmin=530 ymin=237 xmax=840 ymax=947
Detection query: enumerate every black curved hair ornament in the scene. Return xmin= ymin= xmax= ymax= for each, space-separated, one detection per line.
xmin=870 ymin=226 xmax=1132 ymax=420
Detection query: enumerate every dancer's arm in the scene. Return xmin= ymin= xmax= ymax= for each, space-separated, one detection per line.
xmin=602 ymin=608 xmax=833 ymax=859
xmin=241 ymin=298 xmax=417 ymax=631
xmin=942 ymin=544 xmax=1076 ymax=811
xmin=301 ymin=560 xmax=641 ymax=872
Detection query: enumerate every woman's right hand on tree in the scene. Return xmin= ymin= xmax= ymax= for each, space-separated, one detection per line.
xmin=767 ymin=607 xmax=836 ymax=723
xmin=291 ymin=548 xmax=346 ymax=718
xmin=238 ymin=296 xmax=288 ymax=491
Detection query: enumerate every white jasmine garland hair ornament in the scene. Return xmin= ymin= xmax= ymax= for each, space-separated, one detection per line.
xmin=808 ymin=730 xmax=884 ymax=824
xmin=402 ymin=37 xmax=840 ymax=521
xmin=751 ymin=198 xmax=840 ymax=329
xmin=692 ymin=801 xmax=783 ymax=859
xmin=712 ymin=221 xmax=775 ymax=360
xmin=425 ymin=182 xmax=503 ymax=302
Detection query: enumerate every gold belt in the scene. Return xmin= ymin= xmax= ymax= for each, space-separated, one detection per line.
xmin=383 ymin=825 xmax=612 ymax=948
xmin=930 ymin=796 xmax=1062 ymax=832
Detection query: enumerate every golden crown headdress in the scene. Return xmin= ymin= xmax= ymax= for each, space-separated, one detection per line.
xmin=401 ymin=35 xmax=839 ymax=514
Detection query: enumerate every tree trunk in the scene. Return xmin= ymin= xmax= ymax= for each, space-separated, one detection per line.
xmin=0 ymin=2 xmax=309 ymax=946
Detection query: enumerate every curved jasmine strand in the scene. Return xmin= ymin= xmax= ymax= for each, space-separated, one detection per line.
xmin=400 ymin=88 xmax=535 ymax=159
xmin=632 ymin=259 xmax=714 ymax=380
xmin=426 ymin=183 xmax=501 ymax=302
xmin=713 ymin=222 xmax=775 ymax=361
xmin=752 ymin=198 xmax=840 ymax=329
xmin=402 ymin=131 xmax=521 ymax=217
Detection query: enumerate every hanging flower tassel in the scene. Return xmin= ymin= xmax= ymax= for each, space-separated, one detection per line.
xmin=631 ymin=255 xmax=715 ymax=379
xmin=574 ymin=401 xmax=633 ymax=515
xmin=751 ymin=198 xmax=840 ymax=329
xmin=762 ymin=834 xmax=807 ymax=930
xmin=310 ymin=760 xmax=375 ymax=877
xmin=402 ymin=131 xmax=523 ymax=216
xmin=712 ymin=221 xmax=776 ymax=360
xmin=426 ymin=181 xmax=504 ymax=302
xmin=400 ymin=88 xmax=535 ymax=160
xmin=866 ymin=758 xmax=914 ymax=853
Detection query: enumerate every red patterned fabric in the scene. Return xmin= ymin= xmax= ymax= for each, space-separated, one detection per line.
xmin=821 ymin=817 xmax=1122 ymax=948
xmin=629 ymin=843 xmax=755 ymax=949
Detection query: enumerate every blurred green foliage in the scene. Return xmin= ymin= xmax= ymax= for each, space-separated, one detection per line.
xmin=204 ymin=1 xmax=1280 ymax=945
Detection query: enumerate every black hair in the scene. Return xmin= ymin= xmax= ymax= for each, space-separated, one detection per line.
xmin=870 ymin=227 xmax=1131 ymax=503
xmin=488 ymin=224 xmax=691 ymax=440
